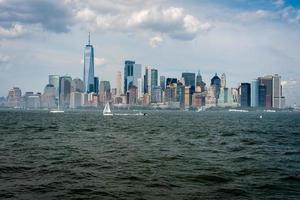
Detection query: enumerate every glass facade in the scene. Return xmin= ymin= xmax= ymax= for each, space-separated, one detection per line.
xmin=83 ymin=39 xmax=95 ymax=93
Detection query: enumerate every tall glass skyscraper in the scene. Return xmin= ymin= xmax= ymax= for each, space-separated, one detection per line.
xmin=241 ymin=83 xmax=251 ymax=107
xmin=124 ymin=61 xmax=142 ymax=94
xmin=251 ymin=79 xmax=259 ymax=107
xmin=83 ymin=33 xmax=95 ymax=93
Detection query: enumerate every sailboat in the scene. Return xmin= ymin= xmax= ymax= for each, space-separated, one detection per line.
xmin=50 ymin=96 xmax=64 ymax=113
xmin=103 ymin=102 xmax=113 ymax=116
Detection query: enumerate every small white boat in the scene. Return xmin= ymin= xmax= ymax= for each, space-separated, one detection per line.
xmin=264 ymin=109 xmax=276 ymax=113
xmin=103 ymin=102 xmax=113 ymax=116
xmin=50 ymin=110 xmax=64 ymax=113
xmin=228 ymin=109 xmax=249 ymax=113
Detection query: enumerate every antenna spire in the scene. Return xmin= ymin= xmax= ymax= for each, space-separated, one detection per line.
xmin=88 ymin=32 xmax=90 ymax=45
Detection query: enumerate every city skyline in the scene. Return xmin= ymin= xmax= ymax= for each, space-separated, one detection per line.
xmin=0 ymin=0 xmax=300 ymax=105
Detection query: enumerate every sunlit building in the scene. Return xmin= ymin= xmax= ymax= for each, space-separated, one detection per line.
xmin=83 ymin=33 xmax=95 ymax=93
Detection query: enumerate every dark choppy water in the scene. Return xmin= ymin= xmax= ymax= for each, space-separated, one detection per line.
xmin=0 ymin=110 xmax=300 ymax=200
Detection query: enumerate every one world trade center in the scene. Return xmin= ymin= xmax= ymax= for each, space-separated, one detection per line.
xmin=83 ymin=33 xmax=95 ymax=93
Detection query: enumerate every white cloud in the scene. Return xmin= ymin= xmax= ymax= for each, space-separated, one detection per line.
xmin=149 ymin=35 xmax=163 ymax=48
xmin=237 ymin=10 xmax=275 ymax=21
xmin=273 ymin=0 xmax=285 ymax=7
xmin=0 ymin=54 xmax=11 ymax=71
xmin=0 ymin=23 xmax=27 ymax=39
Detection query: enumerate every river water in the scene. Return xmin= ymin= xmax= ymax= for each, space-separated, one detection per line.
xmin=0 ymin=110 xmax=300 ymax=199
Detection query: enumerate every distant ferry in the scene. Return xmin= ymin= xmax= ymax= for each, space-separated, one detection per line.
xmin=228 ymin=109 xmax=249 ymax=113
xmin=264 ymin=109 xmax=276 ymax=113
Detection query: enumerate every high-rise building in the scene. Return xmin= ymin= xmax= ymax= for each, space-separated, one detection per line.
xmin=272 ymin=74 xmax=281 ymax=109
xmin=221 ymin=73 xmax=226 ymax=88
xmin=116 ymin=71 xmax=122 ymax=96
xmin=182 ymin=73 xmax=196 ymax=92
xmin=251 ymin=79 xmax=259 ymax=107
xmin=258 ymin=84 xmax=266 ymax=107
xmin=71 ymin=78 xmax=84 ymax=93
xmin=41 ymin=84 xmax=56 ymax=108
xmin=196 ymin=71 xmax=206 ymax=91
xmin=206 ymin=85 xmax=217 ymax=107
xmin=49 ymin=75 xmax=60 ymax=98
xmin=59 ymin=76 xmax=72 ymax=108
xmin=127 ymin=85 xmax=138 ymax=105
xmin=211 ymin=73 xmax=221 ymax=99
xmin=83 ymin=33 xmax=95 ymax=93
xmin=160 ymin=76 xmax=166 ymax=91
xmin=70 ymin=92 xmax=82 ymax=109
xmin=99 ymin=81 xmax=111 ymax=104
xmin=94 ymin=77 xmax=99 ymax=94
xmin=258 ymin=76 xmax=273 ymax=108
xmin=151 ymin=86 xmax=162 ymax=103
xmin=241 ymin=83 xmax=251 ymax=107
xmin=166 ymin=78 xmax=177 ymax=87
xmin=124 ymin=60 xmax=142 ymax=94
xmin=7 ymin=87 xmax=22 ymax=108
xmin=144 ymin=66 xmax=151 ymax=94
xmin=151 ymin=68 xmax=158 ymax=89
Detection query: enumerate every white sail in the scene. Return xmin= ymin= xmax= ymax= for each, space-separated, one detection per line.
xmin=103 ymin=102 xmax=113 ymax=115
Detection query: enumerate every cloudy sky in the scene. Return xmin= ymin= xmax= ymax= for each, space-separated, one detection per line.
xmin=0 ymin=0 xmax=300 ymax=106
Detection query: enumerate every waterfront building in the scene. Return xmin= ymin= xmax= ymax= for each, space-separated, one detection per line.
xmin=124 ymin=60 xmax=142 ymax=94
xmin=71 ymin=78 xmax=84 ymax=93
xmin=206 ymin=85 xmax=217 ymax=107
xmin=70 ymin=92 xmax=82 ymax=109
xmin=137 ymin=78 xmax=143 ymax=100
xmin=258 ymin=84 xmax=266 ymax=107
xmin=160 ymin=76 xmax=166 ymax=91
xmin=99 ymin=81 xmax=111 ymax=104
xmin=81 ymin=93 xmax=88 ymax=107
xmin=83 ymin=33 xmax=95 ymax=93
xmin=221 ymin=73 xmax=226 ymax=88
xmin=258 ymin=75 xmax=273 ymax=108
xmin=116 ymin=71 xmax=122 ymax=96
xmin=218 ymin=87 xmax=229 ymax=107
xmin=26 ymin=95 xmax=41 ymax=109
xmin=211 ymin=73 xmax=221 ymax=100
xmin=151 ymin=68 xmax=158 ymax=90
xmin=59 ymin=76 xmax=72 ymax=108
xmin=49 ymin=75 xmax=60 ymax=98
xmin=231 ymin=88 xmax=240 ymax=106
xmin=151 ymin=86 xmax=162 ymax=103
xmin=7 ymin=87 xmax=22 ymax=108
xmin=196 ymin=71 xmax=206 ymax=91
xmin=41 ymin=84 xmax=56 ymax=108
xmin=127 ymin=85 xmax=138 ymax=105
xmin=144 ymin=66 xmax=152 ymax=94
xmin=88 ymin=92 xmax=98 ymax=107
xmin=241 ymin=83 xmax=251 ymax=107
xmin=272 ymin=74 xmax=281 ymax=109
xmin=251 ymin=79 xmax=259 ymax=107
xmin=165 ymin=84 xmax=177 ymax=103
xmin=182 ymin=72 xmax=195 ymax=92
xmin=192 ymin=86 xmax=206 ymax=108
xmin=94 ymin=77 xmax=99 ymax=94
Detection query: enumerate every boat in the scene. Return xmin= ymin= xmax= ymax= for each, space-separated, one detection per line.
xmin=103 ymin=102 xmax=113 ymax=116
xmin=264 ymin=109 xmax=276 ymax=113
xmin=228 ymin=109 xmax=249 ymax=112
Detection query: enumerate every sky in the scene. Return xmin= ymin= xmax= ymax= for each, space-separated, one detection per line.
xmin=0 ymin=0 xmax=300 ymax=106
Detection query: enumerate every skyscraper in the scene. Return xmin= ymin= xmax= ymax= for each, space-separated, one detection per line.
xmin=251 ymin=79 xmax=259 ymax=107
xmin=211 ymin=73 xmax=221 ymax=99
xmin=182 ymin=73 xmax=196 ymax=92
xmin=124 ymin=60 xmax=142 ymax=94
xmin=116 ymin=71 xmax=122 ymax=96
xmin=272 ymin=74 xmax=281 ymax=109
xmin=71 ymin=78 xmax=84 ymax=93
xmin=144 ymin=66 xmax=151 ymax=94
xmin=196 ymin=71 xmax=206 ymax=91
xmin=41 ymin=84 xmax=56 ymax=108
xmin=160 ymin=76 xmax=166 ymax=91
xmin=258 ymin=76 xmax=273 ymax=108
xmin=221 ymin=73 xmax=226 ymax=88
xmin=241 ymin=83 xmax=251 ymax=107
xmin=7 ymin=87 xmax=22 ymax=108
xmin=151 ymin=68 xmax=158 ymax=89
xmin=83 ymin=33 xmax=95 ymax=93
xmin=94 ymin=77 xmax=99 ymax=94
xmin=258 ymin=84 xmax=266 ymax=107
xmin=49 ymin=75 xmax=60 ymax=98
xmin=59 ymin=76 xmax=72 ymax=108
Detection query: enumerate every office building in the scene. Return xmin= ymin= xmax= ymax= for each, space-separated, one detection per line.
xmin=151 ymin=86 xmax=162 ymax=103
xmin=116 ymin=71 xmax=122 ymax=96
xmin=70 ymin=92 xmax=82 ymax=109
xmin=182 ymin=73 xmax=195 ymax=92
xmin=211 ymin=73 xmax=221 ymax=99
xmin=71 ymin=78 xmax=84 ymax=93
xmin=258 ymin=84 xmax=266 ymax=107
xmin=124 ymin=60 xmax=142 ymax=94
xmin=241 ymin=83 xmax=251 ymax=107
xmin=272 ymin=74 xmax=281 ymax=109
xmin=144 ymin=66 xmax=151 ymax=94
xmin=196 ymin=71 xmax=206 ymax=91
xmin=83 ymin=33 xmax=95 ymax=93
xmin=258 ymin=75 xmax=273 ymax=108
xmin=251 ymin=79 xmax=259 ymax=107
xmin=59 ymin=76 xmax=72 ymax=108
xmin=160 ymin=76 xmax=166 ymax=91
xmin=41 ymin=84 xmax=56 ymax=108
xmin=49 ymin=75 xmax=60 ymax=98
xmin=151 ymin=68 xmax=158 ymax=89
xmin=94 ymin=77 xmax=99 ymax=94
xmin=7 ymin=87 xmax=22 ymax=108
